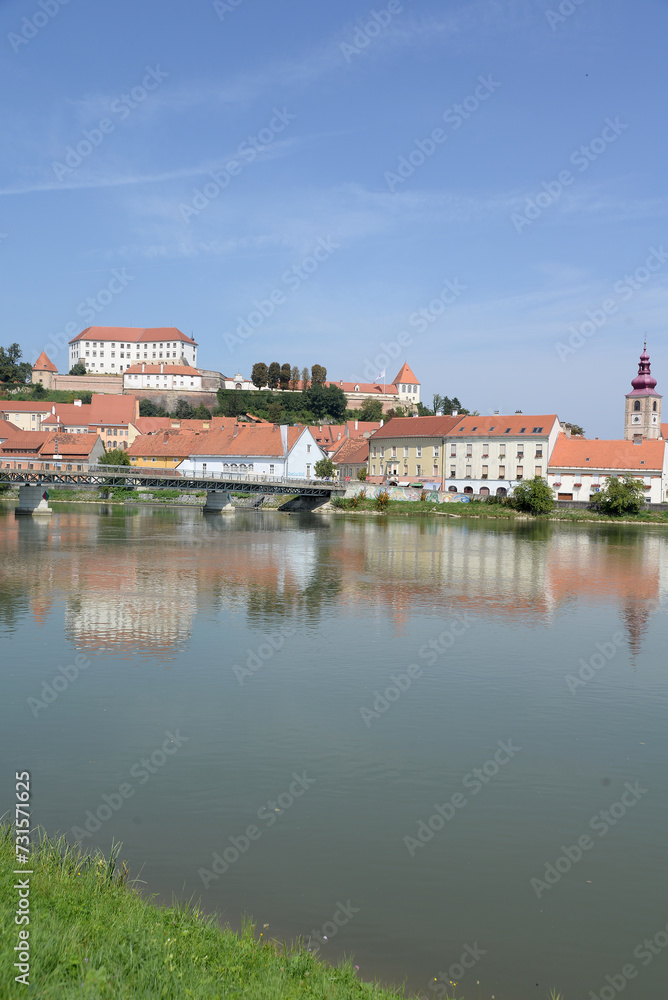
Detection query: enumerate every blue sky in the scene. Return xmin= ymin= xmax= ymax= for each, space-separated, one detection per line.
xmin=1 ymin=0 xmax=666 ymax=437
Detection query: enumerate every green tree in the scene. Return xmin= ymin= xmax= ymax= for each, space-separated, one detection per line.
xmin=314 ymin=457 xmax=335 ymax=478
xmin=564 ymin=422 xmax=585 ymax=437
xmin=360 ymin=398 xmax=384 ymax=421
xmin=593 ymin=475 xmax=646 ymax=516
xmin=31 ymin=382 xmax=46 ymax=398
xmin=508 ymin=476 xmax=555 ymax=515
xmin=139 ymin=398 xmax=168 ymax=417
xmin=279 ymin=363 xmax=291 ymax=390
xmin=290 ymin=365 xmax=301 ymax=390
xmin=301 ymin=367 xmax=310 ymax=391
xmin=322 ymin=385 xmax=347 ymax=421
xmin=357 ymin=468 xmax=367 ymax=481
xmin=311 ymin=364 xmax=327 ymax=385
xmin=251 ymin=362 xmax=269 ymax=389
xmin=267 ymin=362 xmax=281 ymax=389
xmin=266 ymin=400 xmax=283 ymax=422
xmin=386 ymin=405 xmax=407 ymax=419
xmin=99 ymin=448 xmax=131 ymax=466
xmin=0 ymin=343 xmax=32 ymax=384
xmin=174 ymin=398 xmax=196 ymax=419
xmin=69 ymin=362 xmax=87 ymax=376
xmin=193 ymin=404 xmax=212 ymax=419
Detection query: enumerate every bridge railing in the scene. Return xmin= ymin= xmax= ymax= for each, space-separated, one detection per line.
xmin=86 ymin=465 xmax=340 ymax=490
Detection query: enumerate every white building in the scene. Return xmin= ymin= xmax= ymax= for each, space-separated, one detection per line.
xmin=177 ymin=424 xmax=327 ymax=479
xmin=547 ymin=435 xmax=666 ymax=504
xmin=68 ymin=326 xmax=198 ymax=373
xmin=124 ymin=363 xmax=203 ymax=391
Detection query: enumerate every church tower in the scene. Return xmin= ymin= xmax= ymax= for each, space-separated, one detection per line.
xmin=624 ymin=344 xmax=662 ymax=441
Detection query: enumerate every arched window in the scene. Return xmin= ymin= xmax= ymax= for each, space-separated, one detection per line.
xmin=653 ymin=401 xmax=657 ymax=411
xmin=448 ymin=485 xmax=458 ymax=493
xmin=634 ymin=400 xmax=641 ymax=411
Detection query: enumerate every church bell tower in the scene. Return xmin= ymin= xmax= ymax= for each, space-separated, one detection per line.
xmin=624 ymin=343 xmax=662 ymax=441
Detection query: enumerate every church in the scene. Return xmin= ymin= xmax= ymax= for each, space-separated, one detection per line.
xmin=546 ymin=345 xmax=667 ymax=503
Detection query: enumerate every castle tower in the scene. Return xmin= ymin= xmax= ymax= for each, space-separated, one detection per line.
xmin=624 ymin=344 xmax=662 ymax=441
xmin=31 ymin=351 xmax=58 ymax=389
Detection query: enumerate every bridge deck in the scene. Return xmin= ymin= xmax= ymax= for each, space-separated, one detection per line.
xmin=0 ymin=465 xmax=344 ymax=497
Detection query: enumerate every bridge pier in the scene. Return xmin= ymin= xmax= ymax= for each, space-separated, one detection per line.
xmin=16 ymin=485 xmax=53 ymax=516
xmin=203 ymin=490 xmax=234 ymax=514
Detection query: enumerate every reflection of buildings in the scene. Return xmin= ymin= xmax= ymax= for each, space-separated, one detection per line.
xmin=2 ymin=504 xmax=668 ymax=660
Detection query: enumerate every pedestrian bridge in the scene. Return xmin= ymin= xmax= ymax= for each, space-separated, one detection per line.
xmin=1 ymin=464 xmax=346 ymax=514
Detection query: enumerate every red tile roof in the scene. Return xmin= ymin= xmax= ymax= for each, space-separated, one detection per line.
xmin=33 ymin=351 xmax=58 ymax=372
xmin=42 ymin=404 xmax=92 ymax=426
xmin=0 ymin=431 xmax=101 ymax=458
xmin=135 ymin=417 xmax=227 ymax=434
xmin=128 ymin=432 xmax=203 ymax=459
xmin=124 ymin=364 xmax=200 ymax=375
xmin=69 ymin=326 xmax=197 ymax=345
xmin=370 ymin=415 xmax=461 ymax=439
xmin=549 ymin=434 xmax=665 ymax=472
xmin=88 ymin=394 xmax=139 ymax=426
xmin=393 ymin=362 xmax=419 ymax=385
xmin=331 ymin=437 xmax=369 ymax=465
xmin=450 ymin=415 xmax=559 ymax=437
xmin=186 ymin=424 xmax=306 ymax=458
xmin=0 ymin=402 xmax=55 ymax=413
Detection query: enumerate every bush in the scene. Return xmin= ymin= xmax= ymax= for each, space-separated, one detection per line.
xmin=592 ymin=475 xmax=646 ymax=516
xmin=356 ymin=468 xmax=367 ymax=481
xmin=99 ymin=449 xmax=130 ymax=466
xmin=331 ymin=496 xmax=348 ymax=509
xmin=508 ymin=477 xmax=555 ymax=515
xmin=420 ymin=490 xmax=428 ymax=502
xmin=374 ymin=489 xmax=390 ymax=512
xmin=314 ymin=457 xmax=336 ymax=478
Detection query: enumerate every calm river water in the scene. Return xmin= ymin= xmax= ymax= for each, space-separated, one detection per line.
xmin=2 ymin=502 xmax=668 ymax=999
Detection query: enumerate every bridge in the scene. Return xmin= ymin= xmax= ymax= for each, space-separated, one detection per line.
xmin=0 ymin=464 xmax=346 ymax=515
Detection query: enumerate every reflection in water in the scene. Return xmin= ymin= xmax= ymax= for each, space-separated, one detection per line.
xmin=1 ymin=505 xmax=667 ymax=661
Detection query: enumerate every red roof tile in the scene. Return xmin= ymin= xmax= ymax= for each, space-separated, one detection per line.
xmin=124 ymin=364 xmax=199 ymax=375
xmin=549 ymin=434 xmax=665 ymax=472
xmin=331 ymin=437 xmax=369 ymax=465
xmin=33 ymin=351 xmax=58 ymax=372
xmin=393 ymin=362 xmax=419 ymax=385
xmin=450 ymin=415 xmax=559 ymax=436
xmin=371 ymin=415 xmax=461 ymax=439
xmin=69 ymin=326 xmax=197 ymax=345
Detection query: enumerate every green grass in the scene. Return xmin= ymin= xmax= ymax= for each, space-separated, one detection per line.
xmin=1 ymin=824 xmax=445 ymax=1000
xmin=330 ymin=497 xmax=668 ymax=524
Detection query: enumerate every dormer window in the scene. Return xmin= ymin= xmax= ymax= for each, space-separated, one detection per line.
xmin=355 ymin=384 xmax=360 ymax=391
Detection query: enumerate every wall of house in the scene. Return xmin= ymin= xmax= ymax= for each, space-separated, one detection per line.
xmin=285 ymin=428 xmax=325 ymax=478
xmin=53 ymin=374 xmax=124 ymax=394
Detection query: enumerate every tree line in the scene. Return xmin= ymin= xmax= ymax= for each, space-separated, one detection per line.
xmin=251 ymin=362 xmax=327 ymax=391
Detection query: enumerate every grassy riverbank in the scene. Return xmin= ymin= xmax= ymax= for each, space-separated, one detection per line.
xmin=1 ymin=825 xmax=441 ymax=1000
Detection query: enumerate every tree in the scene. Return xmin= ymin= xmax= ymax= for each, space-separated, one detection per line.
xmin=563 ymin=422 xmax=585 ymax=437
xmin=139 ymin=398 xmax=168 ymax=417
xmin=0 ymin=343 xmax=32 ymax=384
xmin=267 ymin=362 xmax=281 ymax=389
xmin=301 ymin=367 xmax=310 ymax=391
xmin=357 ymin=468 xmax=367 ymax=481
xmin=251 ymin=362 xmax=269 ymax=389
xmin=386 ymin=405 xmax=407 ymax=420
xmin=266 ymin=400 xmax=283 ymax=422
xmin=360 ymin=398 xmax=384 ymax=421
xmin=279 ymin=363 xmax=291 ymax=390
xmin=508 ymin=477 xmax=555 ymax=515
xmin=593 ymin=475 xmax=646 ymax=516
xmin=175 ymin=398 xmax=196 ymax=419
xmin=69 ymin=362 xmax=87 ymax=376
xmin=311 ymin=364 xmax=327 ymax=386
xmin=193 ymin=404 xmax=212 ymax=419
xmin=99 ymin=448 xmax=130 ymax=466
xmin=314 ymin=457 xmax=335 ymax=478
xmin=290 ymin=365 xmax=301 ymax=390
xmin=31 ymin=382 xmax=46 ymax=397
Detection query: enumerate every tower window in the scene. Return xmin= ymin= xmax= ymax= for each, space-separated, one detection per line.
xmin=653 ymin=401 xmax=657 ymax=411
xmin=634 ymin=401 xmax=641 ymax=411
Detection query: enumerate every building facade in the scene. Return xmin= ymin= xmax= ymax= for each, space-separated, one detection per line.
xmin=68 ymin=326 xmax=198 ymax=373
xmin=123 ymin=363 xmax=203 ymax=391
xmin=176 ymin=424 xmax=327 ymax=479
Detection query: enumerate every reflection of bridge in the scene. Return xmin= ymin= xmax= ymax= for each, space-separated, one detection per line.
xmin=2 ymin=464 xmax=345 ymax=515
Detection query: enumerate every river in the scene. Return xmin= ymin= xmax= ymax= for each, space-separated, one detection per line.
xmin=2 ymin=502 xmax=667 ymax=999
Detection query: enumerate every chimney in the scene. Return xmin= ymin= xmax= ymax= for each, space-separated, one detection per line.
xmin=379 ymin=419 xmax=384 ymax=427
xmin=494 ymin=410 xmax=499 ymax=415
xmin=160 ymin=363 xmax=164 ymax=374
xmin=355 ymin=420 xmax=358 ymax=430
xmin=142 ymin=363 xmax=145 ymax=373
xmin=515 ymin=409 xmax=523 ymax=414
xmin=452 ymin=409 xmax=458 ymax=416
xmin=74 ymin=399 xmax=82 ymax=407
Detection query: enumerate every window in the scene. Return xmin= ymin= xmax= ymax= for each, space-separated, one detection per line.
xmin=465 ymin=464 xmax=472 ymax=478
xmin=517 ymin=450 xmax=524 ymax=459
xmin=466 ymin=444 xmax=472 ymax=457
xmin=535 ymin=466 xmax=542 ymax=476
xmin=433 ymin=446 xmax=439 ymax=457
xmin=499 ymin=465 xmax=505 ymax=478
xmin=535 ymin=448 xmax=543 ymax=458
xmin=505 ymin=428 xmax=511 ymax=433
xmin=450 ymin=445 xmax=456 ymax=457
xmin=532 ymin=426 xmax=543 ymax=433
xmin=269 ymin=464 xmax=275 ymax=474
xmin=372 ymin=464 xmax=376 ymax=475
xmin=450 ymin=465 xmax=456 ymax=478
xmin=482 ymin=465 xmax=488 ymax=478
xmin=307 ymin=444 xmax=311 ymax=453
xmin=416 ymin=464 xmax=421 ymax=476
xmin=516 ymin=465 xmax=523 ymax=479
xmin=391 ymin=446 xmax=397 ymax=457
xmin=519 ymin=427 xmax=526 ymax=433
xmin=433 ymin=465 xmax=438 ymax=476
xmin=482 ymin=444 xmax=489 ymax=457
xmin=416 ymin=446 xmax=422 ymax=457
xmin=653 ymin=401 xmax=657 ymax=411
xmin=404 ymin=446 xmax=409 ymax=458
xmin=634 ymin=400 xmax=641 ymax=411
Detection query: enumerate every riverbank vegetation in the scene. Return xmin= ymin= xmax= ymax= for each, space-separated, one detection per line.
xmin=0 ymin=823 xmax=441 ymax=1000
